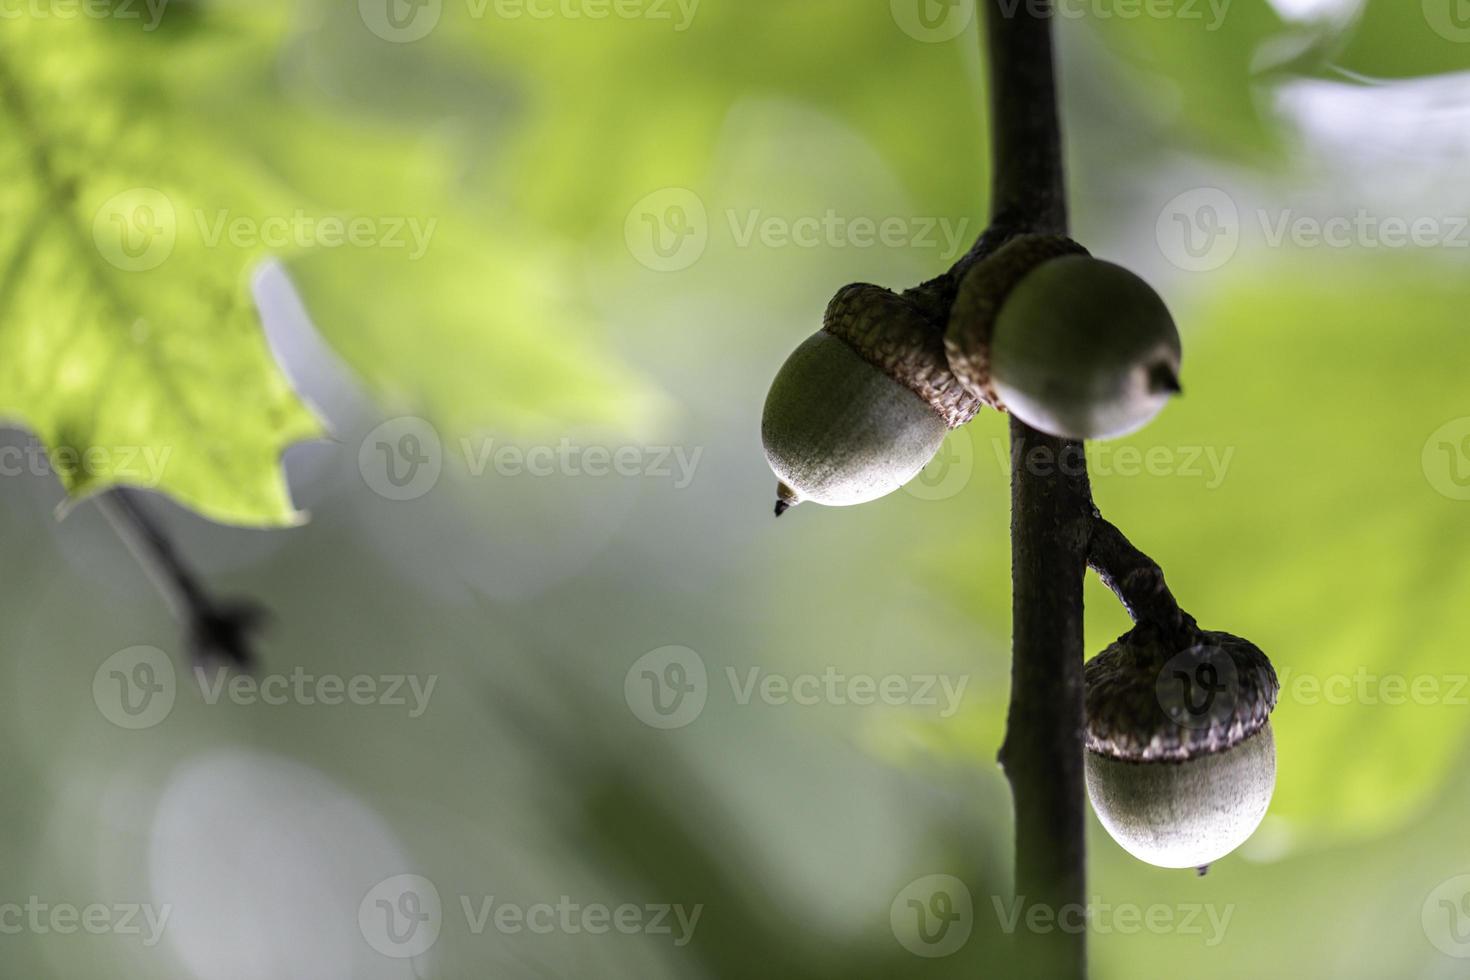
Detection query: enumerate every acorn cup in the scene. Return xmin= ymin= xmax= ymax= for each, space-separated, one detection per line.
xmin=946 ymin=236 xmax=1183 ymax=441
xmin=1082 ymin=626 xmax=1279 ymax=873
xmin=761 ymin=283 xmax=982 ymax=513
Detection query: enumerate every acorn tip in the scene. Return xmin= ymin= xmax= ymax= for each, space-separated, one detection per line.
xmin=1150 ymin=361 xmax=1183 ymax=396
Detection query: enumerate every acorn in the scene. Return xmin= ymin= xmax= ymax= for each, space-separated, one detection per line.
xmin=947 ymin=237 xmax=1182 ymax=441
xmin=761 ymin=283 xmax=982 ymax=513
xmin=1083 ymin=626 xmax=1279 ymax=872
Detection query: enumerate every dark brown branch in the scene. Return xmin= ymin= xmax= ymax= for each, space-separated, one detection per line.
xmin=981 ymin=2 xmax=1090 ymax=977
xmin=1086 ymin=516 xmax=1194 ymax=645
xmin=95 ymin=488 xmax=264 ymax=670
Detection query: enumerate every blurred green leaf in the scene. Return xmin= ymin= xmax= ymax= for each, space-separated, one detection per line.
xmin=1078 ymin=0 xmax=1287 ymax=159
xmin=446 ymin=0 xmax=991 ymax=234
xmin=0 ymin=13 xmax=320 ymax=526
xmin=1335 ymin=0 xmax=1470 ymax=79
xmin=0 ymin=6 xmax=674 ymax=524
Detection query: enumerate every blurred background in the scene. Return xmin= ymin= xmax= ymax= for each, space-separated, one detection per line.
xmin=3 ymin=0 xmax=1470 ymax=976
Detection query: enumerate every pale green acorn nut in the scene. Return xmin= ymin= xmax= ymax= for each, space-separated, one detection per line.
xmin=762 ymin=284 xmax=982 ymax=512
xmin=1087 ymin=725 xmax=1275 ymax=872
xmin=1083 ymin=628 xmax=1279 ymax=871
xmin=989 ymin=255 xmax=1183 ymax=441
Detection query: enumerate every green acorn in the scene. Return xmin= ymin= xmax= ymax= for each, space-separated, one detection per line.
xmin=1083 ymin=627 xmax=1279 ymax=872
xmin=947 ymin=237 xmax=1182 ymax=441
xmin=761 ymin=283 xmax=981 ymax=514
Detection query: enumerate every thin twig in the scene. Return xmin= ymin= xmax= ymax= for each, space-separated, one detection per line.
xmin=1086 ymin=515 xmax=1194 ymax=645
xmin=95 ymin=487 xmax=264 ymax=670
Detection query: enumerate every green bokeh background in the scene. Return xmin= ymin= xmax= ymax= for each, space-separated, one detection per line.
xmin=3 ymin=0 xmax=1470 ymax=976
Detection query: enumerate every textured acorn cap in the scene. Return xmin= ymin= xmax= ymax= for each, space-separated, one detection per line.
xmin=1084 ymin=628 xmax=1279 ymax=764
xmin=824 ymin=284 xmax=983 ymax=429
xmin=761 ymin=284 xmax=982 ymax=510
xmin=945 ymin=234 xmax=1091 ymax=408
xmin=988 ymin=256 xmax=1182 ymax=441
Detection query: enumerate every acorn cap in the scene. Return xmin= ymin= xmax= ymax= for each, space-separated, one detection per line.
xmin=1084 ymin=628 xmax=1279 ymax=764
xmin=945 ymin=234 xmax=1090 ymax=409
xmin=825 ymin=284 xmax=982 ymax=429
